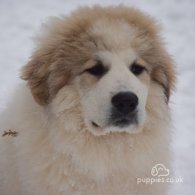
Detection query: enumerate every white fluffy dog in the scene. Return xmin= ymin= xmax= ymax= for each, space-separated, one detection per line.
xmin=0 ymin=5 xmax=175 ymax=195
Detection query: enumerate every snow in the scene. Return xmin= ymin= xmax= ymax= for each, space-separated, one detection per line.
xmin=0 ymin=0 xmax=195 ymax=194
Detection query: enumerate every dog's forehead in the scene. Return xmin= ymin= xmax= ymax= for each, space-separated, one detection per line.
xmin=89 ymin=19 xmax=136 ymax=52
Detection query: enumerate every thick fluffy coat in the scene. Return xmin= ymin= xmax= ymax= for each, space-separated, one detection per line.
xmin=0 ymin=5 xmax=175 ymax=195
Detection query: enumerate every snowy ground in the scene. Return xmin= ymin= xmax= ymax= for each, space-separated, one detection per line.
xmin=0 ymin=0 xmax=195 ymax=194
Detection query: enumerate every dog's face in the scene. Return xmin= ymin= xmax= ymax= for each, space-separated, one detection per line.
xmin=77 ymin=54 xmax=149 ymax=136
xmin=22 ymin=6 xmax=175 ymax=136
xmin=76 ymin=20 xmax=150 ymax=135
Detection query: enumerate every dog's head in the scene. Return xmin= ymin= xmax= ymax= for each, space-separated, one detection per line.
xmin=22 ymin=6 xmax=175 ymax=136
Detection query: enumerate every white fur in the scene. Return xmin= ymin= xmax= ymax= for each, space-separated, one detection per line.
xmin=0 ymin=81 xmax=171 ymax=195
xmin=0 ymin=15 xmax=171 ymax=195
xmin=77 ymin=20 xmax=149 ymax=136
xmin=77 ymin=50 xmax=148 ymax=136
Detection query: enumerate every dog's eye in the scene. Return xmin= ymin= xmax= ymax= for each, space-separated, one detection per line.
xmin=131 ymin=62 xmax=145 ymax=76
xmin=85 ymin=61 xmax=107 ymax=77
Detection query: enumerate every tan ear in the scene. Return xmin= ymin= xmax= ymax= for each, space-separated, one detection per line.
xmin=151 ymin=62 xmax=176 ymax=103
xmin=21 ymin=52 xmax=51 ymax=105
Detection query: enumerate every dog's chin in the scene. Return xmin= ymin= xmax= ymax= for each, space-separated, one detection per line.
xmin=87 ymin=120 xmax=143 ymax=136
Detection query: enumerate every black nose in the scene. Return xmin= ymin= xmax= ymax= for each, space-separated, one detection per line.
xmin=111 ymin=92 xmax=138 ymax=115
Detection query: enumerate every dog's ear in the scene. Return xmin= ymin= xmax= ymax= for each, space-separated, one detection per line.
xmin=21 ymin=51 xmax=51 ymax=105
xmin=151 ymin=59 xmax=176 ymax=103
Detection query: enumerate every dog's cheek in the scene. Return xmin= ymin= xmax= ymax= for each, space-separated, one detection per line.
xmin=78 ymin=74 xmax=98 ymax=91
xmin=145 ymin=81 xmax=169 ymax=126
xmin=151 ymin=65 xmax=176 ymax=104
xmin=48 ymin=70 xmax=72 ymax=100
xmin=49 ymin=85 xmax=84 ymax=130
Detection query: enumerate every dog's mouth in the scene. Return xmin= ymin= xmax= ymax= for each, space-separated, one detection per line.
xmin=91 ymin=118 xmax=133 ymax=129
xmin=112 ymin=118 xmax=132 ymax=127
xmin=90 ymin=121 xmax=107 ymax=135
xmin=91 ymin=121 xmax=100 ymax=128
xmin=90 ymin=119 xmax=141 ymax=136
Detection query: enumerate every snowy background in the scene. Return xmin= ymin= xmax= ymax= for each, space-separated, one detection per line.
xmin=0 ymin=0 xmax=194 ymax=194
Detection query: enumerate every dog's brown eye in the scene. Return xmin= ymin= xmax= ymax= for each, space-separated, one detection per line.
xmin=85 ymin=61 xmax=107 ymax=77
xmin=131 ymin=62 xmax=145 ymax=76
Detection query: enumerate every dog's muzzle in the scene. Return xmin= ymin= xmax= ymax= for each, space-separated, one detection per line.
xmin=110 ymin=91 xmax=138 ymax=127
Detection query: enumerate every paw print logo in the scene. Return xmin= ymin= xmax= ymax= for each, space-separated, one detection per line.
xmin=151 ymin=164 xmax=170 ymax=177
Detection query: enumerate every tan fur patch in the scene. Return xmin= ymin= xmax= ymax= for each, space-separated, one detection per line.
xmin=21 ymin=5 xmax=175 ymax=105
